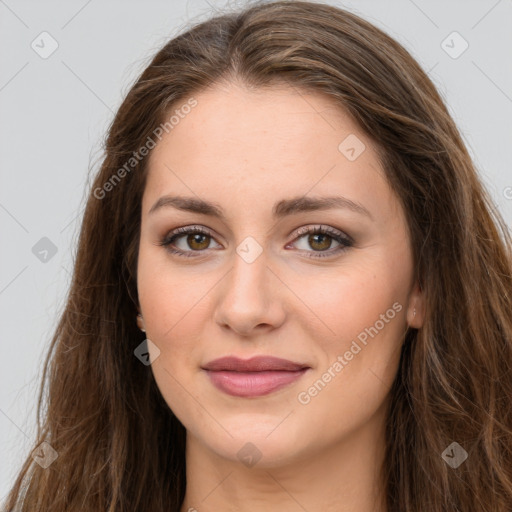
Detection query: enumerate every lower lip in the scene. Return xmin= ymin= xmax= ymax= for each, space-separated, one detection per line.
xmin=204 ymin=369 xmax=309 ymax=397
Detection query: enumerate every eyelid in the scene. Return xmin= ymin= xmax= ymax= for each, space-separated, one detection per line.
xmin=158 ymin=223 xmax=353 ymax=258
xmin=290 ymin=224 xmax=352 ymax=242
xmin=286 ymin=224 xmax=353 ymax=258
xmin=159 ymin=225 xmax=220 ymax=249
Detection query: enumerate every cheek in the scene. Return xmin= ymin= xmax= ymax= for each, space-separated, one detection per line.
xmin=293 ymin=255 xmax=408 ymax=419
xmin=294 ymin=254 xmax=409 ymax=346
xmin=137 ymin=263 xmax=209 ymax=422
xmin=136 ymin=244 xmax=219 ymax=339
xmin=136 ymin=244 xmax=212 ymax=339
xmin=294 ymin=297 xmax=406 ymax=447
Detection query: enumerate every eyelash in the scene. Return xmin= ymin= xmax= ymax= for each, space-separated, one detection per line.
xmin=157 ymin=224 xmax=353 ymax=259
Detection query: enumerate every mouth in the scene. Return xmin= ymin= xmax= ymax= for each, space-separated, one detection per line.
xmin=201 ymin=356 xmax=311 ymax=398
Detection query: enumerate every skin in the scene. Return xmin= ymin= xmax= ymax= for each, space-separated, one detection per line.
xmin=136 ymin=81 xmax=425 ymax=512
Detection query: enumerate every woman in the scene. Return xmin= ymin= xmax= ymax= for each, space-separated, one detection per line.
xmin=4 ymin=1 xmax=512 ymax=511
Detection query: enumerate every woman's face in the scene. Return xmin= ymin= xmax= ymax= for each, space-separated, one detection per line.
xmin=137 ymin=82 xmax=423 ymax=466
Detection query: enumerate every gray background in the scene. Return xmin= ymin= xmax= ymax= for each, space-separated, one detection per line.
xmin=1 ymin=0 xmax=511 ymax=499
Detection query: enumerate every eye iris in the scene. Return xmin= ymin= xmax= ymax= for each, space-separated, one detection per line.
xmin=188 ymin=233 xmax=210 ymax=250
xmin=309 ymin=233 xmax=332 ymax=251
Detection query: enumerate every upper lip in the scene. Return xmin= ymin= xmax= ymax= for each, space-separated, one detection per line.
xmin=202 ymin=356 xmax=310 ymax=372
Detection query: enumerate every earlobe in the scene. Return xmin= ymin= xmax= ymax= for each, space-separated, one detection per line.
xmin=136 ymin=313 xmax=146 ymax=332
xmin=408 ymin=281 xmax=425 ymax=328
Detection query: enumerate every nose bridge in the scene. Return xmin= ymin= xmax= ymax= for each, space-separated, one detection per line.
xmin=225 ymin=244 xmax=271 ymax=303
xmin=213 ymin=241 xmax=286 ymax=333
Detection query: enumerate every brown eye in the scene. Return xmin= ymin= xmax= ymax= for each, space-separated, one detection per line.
xmin=186 ymin=233 xmax=210 ymax=250
xmin=308 ymin=233 xmax=333 ymax=251
xmin=158 ymin=226 xmax=221 ymax=257
xmin=290 ymin=225 xmax=353 ymax=259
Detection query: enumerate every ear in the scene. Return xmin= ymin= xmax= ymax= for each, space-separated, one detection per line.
xmin=135 ymin=303 xmax=144 ymax=331
xmin=407 ymin=279 xmax=425 ymax=328
xmin=136 ymin=313 xmax=146 ymax=332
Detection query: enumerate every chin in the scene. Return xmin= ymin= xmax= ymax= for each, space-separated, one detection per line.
xmin=194 ymin=415 xmax=313 ymax=468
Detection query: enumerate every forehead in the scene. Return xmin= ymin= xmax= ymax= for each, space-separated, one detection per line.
xmin=150 ymin=81 xmax=362 ymax=159
xmin=142 ymin=82 xmax=395 ymax=221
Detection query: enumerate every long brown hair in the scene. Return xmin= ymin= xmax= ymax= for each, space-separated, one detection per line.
xmin=4 ymin=1 xmax=512 ymax=510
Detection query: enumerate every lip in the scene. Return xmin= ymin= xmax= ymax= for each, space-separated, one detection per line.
xmin=201 ymin=356 xmax=311 ymax=398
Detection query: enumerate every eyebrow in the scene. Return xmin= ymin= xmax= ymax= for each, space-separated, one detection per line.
xmin=149 ymin=194 xmax=373 ymax=220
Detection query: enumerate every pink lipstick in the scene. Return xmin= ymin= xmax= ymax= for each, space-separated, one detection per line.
xmin=202 ymin=356 xmax=310 ymax=397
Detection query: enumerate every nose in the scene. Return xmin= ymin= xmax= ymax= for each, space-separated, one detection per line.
xmin=213 ymin=249 xmax=286 ymax=337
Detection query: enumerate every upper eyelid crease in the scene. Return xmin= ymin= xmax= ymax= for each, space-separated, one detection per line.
xmin=148 ymin=194 xmax=373 ymax=221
